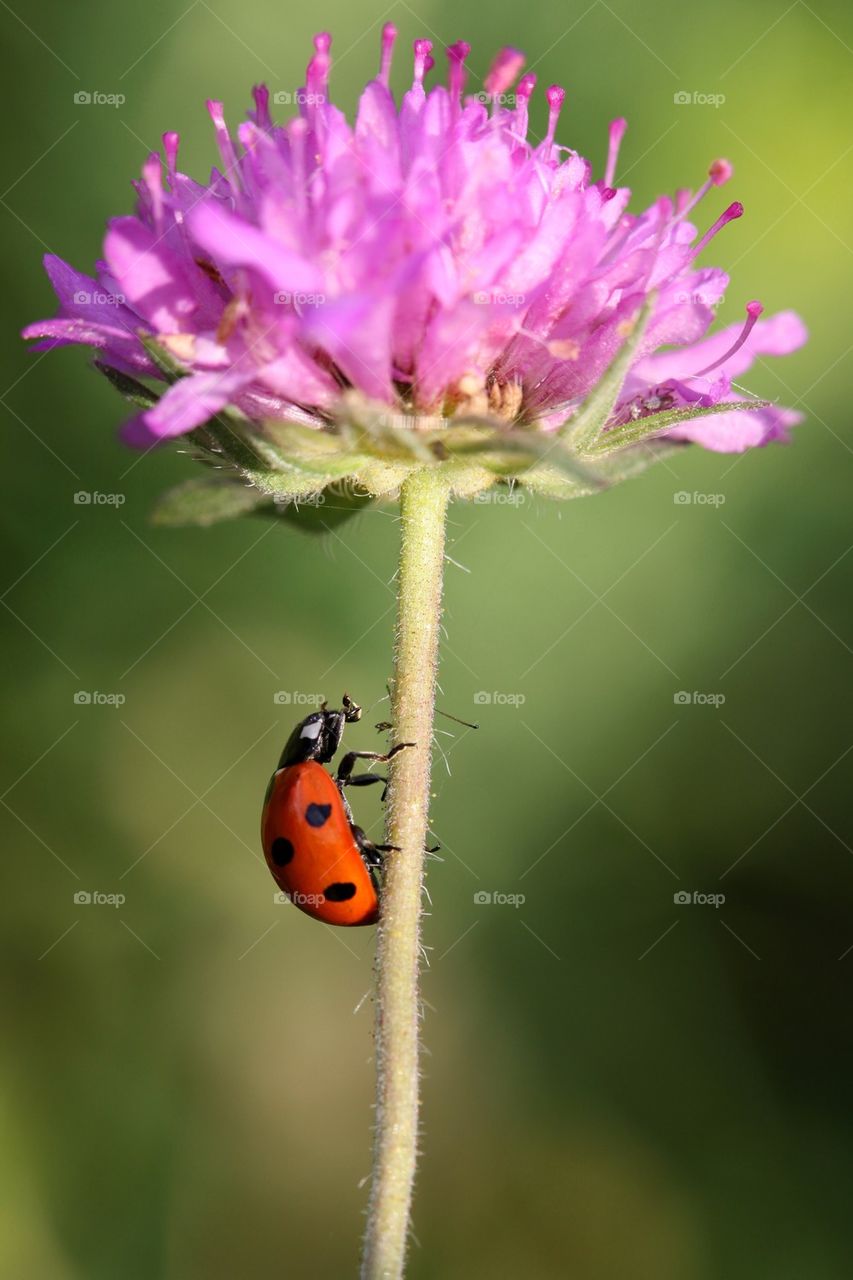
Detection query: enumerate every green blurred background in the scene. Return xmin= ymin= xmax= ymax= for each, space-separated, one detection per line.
xmin=2 ymin=0 xmax=852 ymax=1276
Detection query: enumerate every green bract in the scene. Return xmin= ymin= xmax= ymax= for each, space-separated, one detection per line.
xmin=100 ymin=311 xmax=768 ymax=531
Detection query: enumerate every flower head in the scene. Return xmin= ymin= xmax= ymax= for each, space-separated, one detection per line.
xmin=24 ymin=31 xmax=807 ymax=518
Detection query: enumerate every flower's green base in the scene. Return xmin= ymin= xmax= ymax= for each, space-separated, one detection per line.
xmin=98 ymin=307 xmax=768 ymax=532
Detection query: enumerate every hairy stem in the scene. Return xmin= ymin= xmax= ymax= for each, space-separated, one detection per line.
xmin=361 ymin=468 xmax=450 ymax=1279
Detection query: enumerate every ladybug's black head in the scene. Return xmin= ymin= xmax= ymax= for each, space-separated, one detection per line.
xmin=277 ymin=694 xmax=362 ymax=768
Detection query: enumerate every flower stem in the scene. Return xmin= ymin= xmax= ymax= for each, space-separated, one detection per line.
xmin=361 ymin=468 xmax=451 ymax=1280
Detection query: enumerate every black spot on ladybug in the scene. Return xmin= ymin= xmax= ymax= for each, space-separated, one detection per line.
xmin=323 ymin=882 xmax=357 ymax=902
xmin=270 ymin=837 xmax=295 ymax=866
xmin=305 ymin=803 xmax=332 ymax=828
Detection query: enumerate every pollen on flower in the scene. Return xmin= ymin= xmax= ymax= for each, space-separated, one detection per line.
xmin=457 ymin=373 xmax=484 ymax=398
xmin=489 ymin=379 xmax=524 ymax=421
xmin=23 ymin=29 xmax=807 ymax=459
xmin=709 ymin=158 xmax=733 ymax=186
xmin=160 ymin=334 xmax=197 ymax=361
xmin=546 ymin=340 xmax=581 ymax=361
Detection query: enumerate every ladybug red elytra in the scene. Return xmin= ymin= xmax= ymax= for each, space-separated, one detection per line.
xmin=262 ymin=694 xmax=413 ymax=926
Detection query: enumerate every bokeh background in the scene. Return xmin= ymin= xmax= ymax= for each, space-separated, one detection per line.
xmin=2 ymin=0 xmax=852 ymax=1276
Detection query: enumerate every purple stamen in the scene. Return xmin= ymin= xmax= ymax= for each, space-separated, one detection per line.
xmin=252 ymin=84 xmax=272 ymax=129
xmin=544 ymin=85 xmax=566 ymax=153
xmin=709 ymin=158 xmax=733 ymax=186
xmin=678 ymin=157 xmax=735 ymax=220
xmin=446 ymin=41 xmax=471 ymax=103
xmin=514 ymin=73 xmax=536 ymax=139
xmin=605 ymin=117 xmax=626 ymax=188
xmin=413 ymin=39 xmax=433 ymax=87
xmin=306 ymin=32 xmax=332 ymax=103
xmin=379 ymin=23 xmax=397 ymax=87
xmin=141 ymin=152 xmax=164 ymax=230
xmin=162 ymin=132 xmax=180 ymax=188
xmin=206 ymin=100 xmax=240 ymax=181
xmin=484 ymin=46 xmax=525 ymax=100
xmin=692 ymin=300 xmax=764 ymax=377
xmin=692 ymin=200 xmax=743 ymax=258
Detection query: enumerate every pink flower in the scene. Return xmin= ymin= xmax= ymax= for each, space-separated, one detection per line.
xmin=23 ymin=30 xmax=806 ymax=456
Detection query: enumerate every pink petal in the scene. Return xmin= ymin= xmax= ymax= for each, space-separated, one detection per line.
xmin=667 ymin=404 xmax=802 ymax=452
xmin=21 ymin=317 xmax=152 ymax=371
xmin=121 ymin=368 xmax=253 ymax=448
xmin=259 ymin=348 xmax=339 ymax=408
xmin=104 ymin=217 xmax=198 ymax=334
xmin=188 ymin=201 xmax=324 ymax=296
xmin=301 ymin=294 xmax=395 ymax=403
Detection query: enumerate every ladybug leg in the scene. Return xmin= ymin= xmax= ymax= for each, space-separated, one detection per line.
xmin=352 ymin=825 xmax=400 ymax=869
xmin=355 ymin=820 xmax=438 ymax=864
xmin=336 ymin=743 xmax=415 ymax=803
xmin=342 ymin=773 xmax=386 ymax=789
xmin=336 ymin=742 xmax=415 ymax=784
xmin=343 ymin=771 xmax=394 ymax=803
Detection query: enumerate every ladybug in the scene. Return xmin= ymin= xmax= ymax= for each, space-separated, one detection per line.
xmin=262 ymin=694 xmax=413 ymax=926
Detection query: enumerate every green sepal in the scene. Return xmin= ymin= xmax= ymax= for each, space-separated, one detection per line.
xmin=94 ymin=362 xmax=161 ymax=409
xmin=151 ymin=471 xmax=376 ymax=531
xmin=139 ymin=333 xmax=186 ymax=381
xmin=263 ymin=419 xmax=356 ymax=458
xmin=342 ymin=399 xmax=438 ymax=463
xmin=445 ymin=429 xmax=606 ymax=489
xmin=586 ymin=399 xmax=772 ymax=455
xmin=270 ymin=486 xmax=375 ymax=534
xmin=521 ymin=440 xmax=682 ymax=499
xmin=151 ymin=475 xmax=272 ymax=527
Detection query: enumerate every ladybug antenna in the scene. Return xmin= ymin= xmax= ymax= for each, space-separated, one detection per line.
xmin=436 ymin=708 xmax=479 ymax=730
